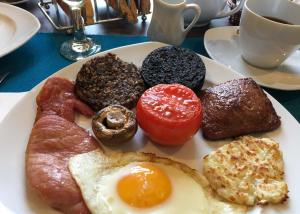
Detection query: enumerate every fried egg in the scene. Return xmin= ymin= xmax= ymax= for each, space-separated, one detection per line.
xmin=203 ymin=136 xmax=288 ymax=206
xmin=69 ymin=149 xmax=247 ymax=214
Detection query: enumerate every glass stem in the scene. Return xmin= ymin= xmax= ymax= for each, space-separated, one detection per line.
xmin=60 ymin=1 xmax=101 ymax=61
xmin=71 ymin=8 xmax=86 ymax=42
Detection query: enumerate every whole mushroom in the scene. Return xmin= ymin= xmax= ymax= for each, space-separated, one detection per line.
xmin=92 ymin=105 xmax=137 ymax=146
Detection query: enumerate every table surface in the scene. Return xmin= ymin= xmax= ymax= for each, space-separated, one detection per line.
xmin=16 ymin=0 xmax=234 ymax=36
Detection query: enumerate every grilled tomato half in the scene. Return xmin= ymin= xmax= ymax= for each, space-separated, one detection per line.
xmin=136 ymin=84 xmax=202 ymax=146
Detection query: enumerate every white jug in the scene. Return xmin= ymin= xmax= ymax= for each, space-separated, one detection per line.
xmin=147 ymin=0 xmax=201 ymax=46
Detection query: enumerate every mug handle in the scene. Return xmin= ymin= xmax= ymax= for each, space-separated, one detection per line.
xmin=182 ymin=4 xmax=201 ymax=33
xmin=215 ymin=0 xmax=245 ymax=19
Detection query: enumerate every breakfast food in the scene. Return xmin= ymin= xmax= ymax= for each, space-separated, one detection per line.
xmin=119 ymin=0 xmax=137 ymax=23
xmin=199 ymin=78 xmax=281 ymax=140
xmin=136 ymin=84 xmax=202 ymax=145
xmin=107 ymin=0 xmax=150 ymax=23
xmin=24 ymin=52 xmax=290 ymax=214
xmin=139 ymin=0 xmax=151 ymax=14
xmin=26 ymin=77 xmax=100 ymax=213
xmin=36 ymin=77 xmax=94 ymax=122
xmin=26 ymin=115 xmax=100 ymax=213
xmin=75 ymin=53 xmax=145 ymax=111
xmin=203 ymin=136 xmax=288 ymax=206
xmin=92 ymin=105 xmax=137 ymax=146
xmin=141 ymin=46 xmax=206 ymax=92
xmin=69 ymin=149 xmax=247 ymax=213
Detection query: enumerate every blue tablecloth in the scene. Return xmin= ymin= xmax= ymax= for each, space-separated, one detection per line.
xmin=0 ymin=33 xmax=299 ymax=122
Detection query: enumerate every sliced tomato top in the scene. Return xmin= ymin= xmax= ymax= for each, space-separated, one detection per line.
xmin=138 ymin=84 xmax=201 ymax=125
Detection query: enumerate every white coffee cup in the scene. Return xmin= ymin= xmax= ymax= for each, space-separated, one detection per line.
xmin=184 ymin=0 xmax=245 ymax=26
xmin=239 ymin=0 xmax=300 ymax=68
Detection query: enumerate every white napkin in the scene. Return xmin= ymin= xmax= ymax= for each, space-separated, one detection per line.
xmin=0 ymin=92 xmax=27 ymax=123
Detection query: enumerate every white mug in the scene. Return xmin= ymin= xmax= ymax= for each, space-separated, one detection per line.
xmin=185 ymin=0 xmax=245 ymax=26
xmin=147 ymin=0 xmax=201 ymax=46
xmin=240 ymin=0 xmax=300 ymax=68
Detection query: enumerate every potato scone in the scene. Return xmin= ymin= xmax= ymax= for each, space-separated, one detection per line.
xmin=203 ymin=136 xmax=288 ymax=206
xmin=199 ymin=78 xmax=281 ymax=140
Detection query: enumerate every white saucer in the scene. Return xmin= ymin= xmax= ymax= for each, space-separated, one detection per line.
xmin=204 ymin=26 xmax=300 ymax=91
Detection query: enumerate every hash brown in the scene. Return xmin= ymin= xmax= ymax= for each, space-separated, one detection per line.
xmin=203 ymin=136 xmax=288 ymax=206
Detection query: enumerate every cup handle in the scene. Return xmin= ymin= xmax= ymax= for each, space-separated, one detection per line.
xmin=215 ymin=0 xmax=245 ymax=19
xmin=182 ymin=4 xmax=201 ymax=33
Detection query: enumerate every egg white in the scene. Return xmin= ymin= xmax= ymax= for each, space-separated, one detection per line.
xmin=69 ymin=149 xmax=247 ymax=214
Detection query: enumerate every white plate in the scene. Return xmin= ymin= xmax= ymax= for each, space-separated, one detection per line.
xmin=0 ymin=0 xmax=29 ymax=5
xmin=0 ymin=3 xmax=40 ymax=58
xmin=204 ymin=26 xmax=300 ymax=91
xmin=0 ymin=42 xmax=299 ymax=214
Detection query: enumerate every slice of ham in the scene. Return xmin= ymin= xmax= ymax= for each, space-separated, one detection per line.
xmin=26 ymin=115 xmax=101 ymax=214
xmin=27 ymin=77 xmax=100 ymax=213
xmin=36 ymin=77 xmax=94 ymax=122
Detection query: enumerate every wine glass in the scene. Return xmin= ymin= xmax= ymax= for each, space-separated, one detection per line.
xmin=60 ymin=0 xmax=101 ymax=61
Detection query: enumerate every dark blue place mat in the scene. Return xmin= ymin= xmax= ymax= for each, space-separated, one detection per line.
xmin=0 ymin=33 xmax=299 ymax=122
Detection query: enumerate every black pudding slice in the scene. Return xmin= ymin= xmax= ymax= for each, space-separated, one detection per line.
xmin=141 ymin=46 xmax=206 ymax=92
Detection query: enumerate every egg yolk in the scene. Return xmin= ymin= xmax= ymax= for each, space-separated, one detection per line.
xmin=117 ymin=163 xmax=172 ymax=208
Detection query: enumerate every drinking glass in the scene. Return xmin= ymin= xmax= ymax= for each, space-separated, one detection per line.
xmin=60 ymin=0 xmax=101 ymax=61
